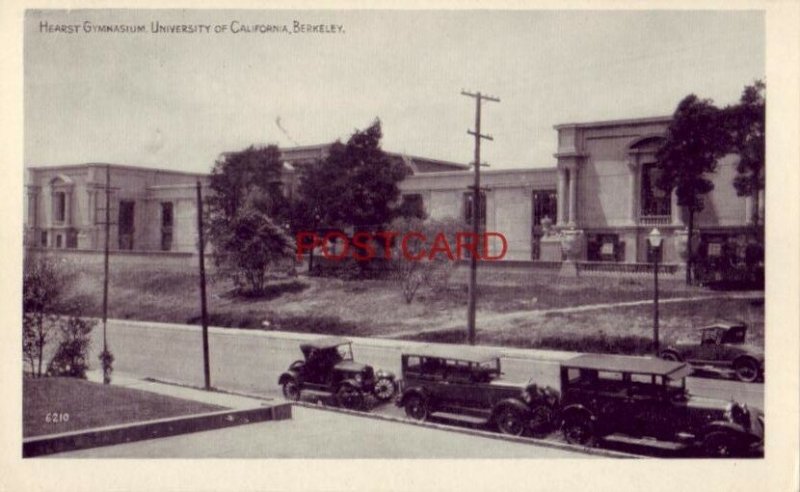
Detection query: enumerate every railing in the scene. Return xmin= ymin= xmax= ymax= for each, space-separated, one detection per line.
xmin=639 ymin=215 xmax=671 ymax=226
xmin=577 ymin=261 xmax=679 ymax=276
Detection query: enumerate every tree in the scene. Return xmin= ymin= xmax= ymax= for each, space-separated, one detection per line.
xmin=655 ymin=95 xmax=729 ymax=284
xmin=210 ymin=205 xmax=294 ymax=295
xmin=389 ymin=216 xmax=464 ymax=304
xmin=23 ymin=256 xmax=79 ymax=377
xmin=725 ymin=80 xmax=765 ymax=230
xmin=207 ymin=145 xmax=294 ymax=293
xmin=208 ymin=144 xmax=288 ymax=221
xmin=295 ymin=119 xmax=408 ymax=233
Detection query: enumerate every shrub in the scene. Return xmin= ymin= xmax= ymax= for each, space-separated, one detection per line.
xmin=46 ymin=316 xmax=96 ymax=379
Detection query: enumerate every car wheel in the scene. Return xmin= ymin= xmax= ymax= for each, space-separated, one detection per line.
xmin=528 ymin=404 xmax=556 ymax=436
xmin=282 ymin=380 xmax=301 ymax=401
xmin=703 ymin=431 xmax=742 ymax=458
xmin=336 ymin=385 xmax=364 ymax=410
xmin=496 ymin=407 xmax=526 ymax=437
xmin=403 ymin=395 xmax=428 ymax=421
xmin=734 ymin=359 xmax=759 ymax=383
xmin=373 ymin=377 xmax=397 ymax=402
xmin=563 ymin=415 xmax=594 ymax=446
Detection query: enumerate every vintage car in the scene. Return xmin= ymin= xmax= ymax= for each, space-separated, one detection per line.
xmin=659 ymin=322 xmax=764 ymax=383
xmin=559 ymin=354 xmax=764 ymax=457
xmin=278 ymin=337 xmax=397 ymax=409
xmin=395 ymin=348 xmax=560 ymax=436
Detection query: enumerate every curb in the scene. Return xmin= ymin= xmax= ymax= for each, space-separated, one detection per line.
xmin=291 ymin=401 xmax=640 ymax=459
xmin=23 ymin=404 xmax=292 ymax=457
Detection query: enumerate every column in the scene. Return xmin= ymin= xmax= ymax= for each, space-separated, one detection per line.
xmin=65 ymin=189 xmax=73 ymax=226
xmin=671 ymin=188 xmax=683 ymax=226
xmin=556 ymin=167 xmax=566 ymax=226
xmin=568 ymin=164 xmax=578 ymax=226
xmin=744 ymin=195 xmax=754 ymax=225
xmin=627 ymin=157 xmax=639 ymax=225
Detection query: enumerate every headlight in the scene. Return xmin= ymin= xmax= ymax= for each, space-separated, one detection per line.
xmin=520 ymin=390 xmax=532 ymax=403
xmin=355 ymin=373 xmax=363 ymax=383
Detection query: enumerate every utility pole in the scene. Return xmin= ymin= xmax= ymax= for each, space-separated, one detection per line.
xmin=462 ymin=90 xmax=499 ymax=345
xmin=101 ymin=165 xmax=112 ymax=384
xmin=196 ymin=182 xmax=211 ymax=390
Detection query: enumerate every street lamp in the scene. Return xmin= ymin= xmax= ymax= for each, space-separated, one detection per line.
xmin=648 ymin=228 xmax=663 ymax=354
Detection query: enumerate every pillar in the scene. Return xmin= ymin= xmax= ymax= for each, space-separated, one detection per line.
xmin=556 ymin=167 xmax=566 ymax=226
xmin=568 ymin=164 xmax=578 ymax=226
xmin=671 ymin=188 xmax=683 ymax=226
xmin=627 ymin=156 xmax=639 ymax=226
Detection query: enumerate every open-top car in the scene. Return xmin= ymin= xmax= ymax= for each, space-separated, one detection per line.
xmin=278 ymin=337 xmax=396 ymax=410
xmin=559 ymin=354 xmax=764 ymax=457
xmin=659 ymin=322 xmax=764 ymax=382
xmin=396 ymin=347 xmax=560 ymax=436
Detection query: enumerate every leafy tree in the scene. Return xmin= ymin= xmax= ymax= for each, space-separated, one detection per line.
xmin=725 ymin=80 xmax=765 ymax=230
xmin=208 ymin=144 xmax=288 ymax=220
xmin=655 ymin=95 xmax=729 ymax=284
xmin=207 ymin=145 xmax=294 ymax=293
xmin=23 ymin=256 xmax=80 ymax=377
xmin=210 ymin=205 xmax=294 ymax=294
xmin=295 ymin=119 xmax=408 ymax=233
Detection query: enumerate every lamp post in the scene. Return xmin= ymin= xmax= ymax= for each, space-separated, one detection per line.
xmin=648 ymin=228 xmax=663 ymax=354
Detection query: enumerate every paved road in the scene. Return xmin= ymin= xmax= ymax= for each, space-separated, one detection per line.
xmin=90 ymin=320 xmax=764 ymax=410
xmin=56 ymin=405 xmax=599 ymax=458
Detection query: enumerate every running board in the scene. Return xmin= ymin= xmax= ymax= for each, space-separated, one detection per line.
xmin=430 ymin=412 xmax=490 ymax=425
xmin=603 ymin=434 xmax=688 ymax=451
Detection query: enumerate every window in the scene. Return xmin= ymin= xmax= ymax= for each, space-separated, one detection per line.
xmin=531 ymin=190 xmax=558 ymax=260
xmin=463 ymin=191 xmax=486 ymax=228
xmin=640 ymin=163 xmax=671 ymax=216
xmin=532 ymin=190 xmax=557 ymax=226
xmin=399 ymin=194 xmax=426 ymax=219
xmin=40 ymin=231 xmax=47 ymax=247
xmin=118 ymin=200 xmax=135 ymax=250
xmin=161 ymin=202 xmax=174 ymax=251
xmin=587 ymin=234 xmax=623 ymax=262
xmin=53 ymin=192 xmax=66 ymax=223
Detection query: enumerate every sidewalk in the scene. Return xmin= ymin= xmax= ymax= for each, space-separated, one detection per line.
xmin=85 ymin=370 xmax=270 ymax=410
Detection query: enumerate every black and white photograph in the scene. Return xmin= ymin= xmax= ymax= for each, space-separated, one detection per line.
xmin=4 ymin=3 xmax=799 ymax=491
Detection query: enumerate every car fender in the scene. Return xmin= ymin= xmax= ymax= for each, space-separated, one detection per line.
xmin=560 ymin=404 xmax=596 ymax=424
xmin=491 ymin=398 xmax=532 ymax=421
xmin=702 ymin=421 xmax=757 ymax=441
xmin=336 ymin=379 xmax=363 ymax=392
xmin=659 ymin=349 xmax=683 ymax=361
xmin=397 ymin=386 xmax=428 ymax=407
xmin=375 ymin=369 xmax=396 ymax=381
xmin=732 ymin=354 xmax=762 ymax=369
xmin=278 ymin=371 xmax=299 ymax=386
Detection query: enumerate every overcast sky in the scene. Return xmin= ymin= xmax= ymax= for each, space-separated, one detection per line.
xmin=24 ymin=9 xmax=764 ymax=172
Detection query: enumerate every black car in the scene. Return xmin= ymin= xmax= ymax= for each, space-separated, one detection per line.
xmin=660 ymin=322 xmax=764 ymax=383
xmin=559 ymin=354 xmax=764 ymax=457
xmin=396 ymin=348 xmax=559 ymax=436
xmin=278 ymin=337 xmax=396 ymax=410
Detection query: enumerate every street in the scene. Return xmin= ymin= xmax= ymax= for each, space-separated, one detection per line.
xmin=90 ymin=320 xmax=764 ymax=410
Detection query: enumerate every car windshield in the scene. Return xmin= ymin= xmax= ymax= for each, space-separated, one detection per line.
xmin=336 ymin=343 xmax=353 ymax=360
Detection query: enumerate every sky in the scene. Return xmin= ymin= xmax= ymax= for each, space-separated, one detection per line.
xmin=24 ymin=9 xmax=765 ymax=172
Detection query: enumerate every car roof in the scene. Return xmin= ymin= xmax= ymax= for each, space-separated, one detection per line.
xmin=299 ymin=336 xmax=352 ymax=350
xmin=402 ymin=345 xmax=502 ymax=364
xmin=697 ymin=322 xmax=745 ymax=330
xmin=562 ymin=354 xmax=691 ymax=378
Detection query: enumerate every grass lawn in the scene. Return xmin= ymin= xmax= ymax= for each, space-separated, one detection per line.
xmin=67 ymin=263 xmax=719 ymax=339
xmin=404 ymin=298 xmax=765 ymax=355
xmin=23 ymin=377 xmax=224 ymax=437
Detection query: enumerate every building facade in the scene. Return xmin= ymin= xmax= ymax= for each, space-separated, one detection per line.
xmin=25 ymin=116 xmax=762 ymax=267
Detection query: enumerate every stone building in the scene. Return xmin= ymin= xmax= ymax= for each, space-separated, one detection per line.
xmin=25 ymin=116 xmax=762 ymax=270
